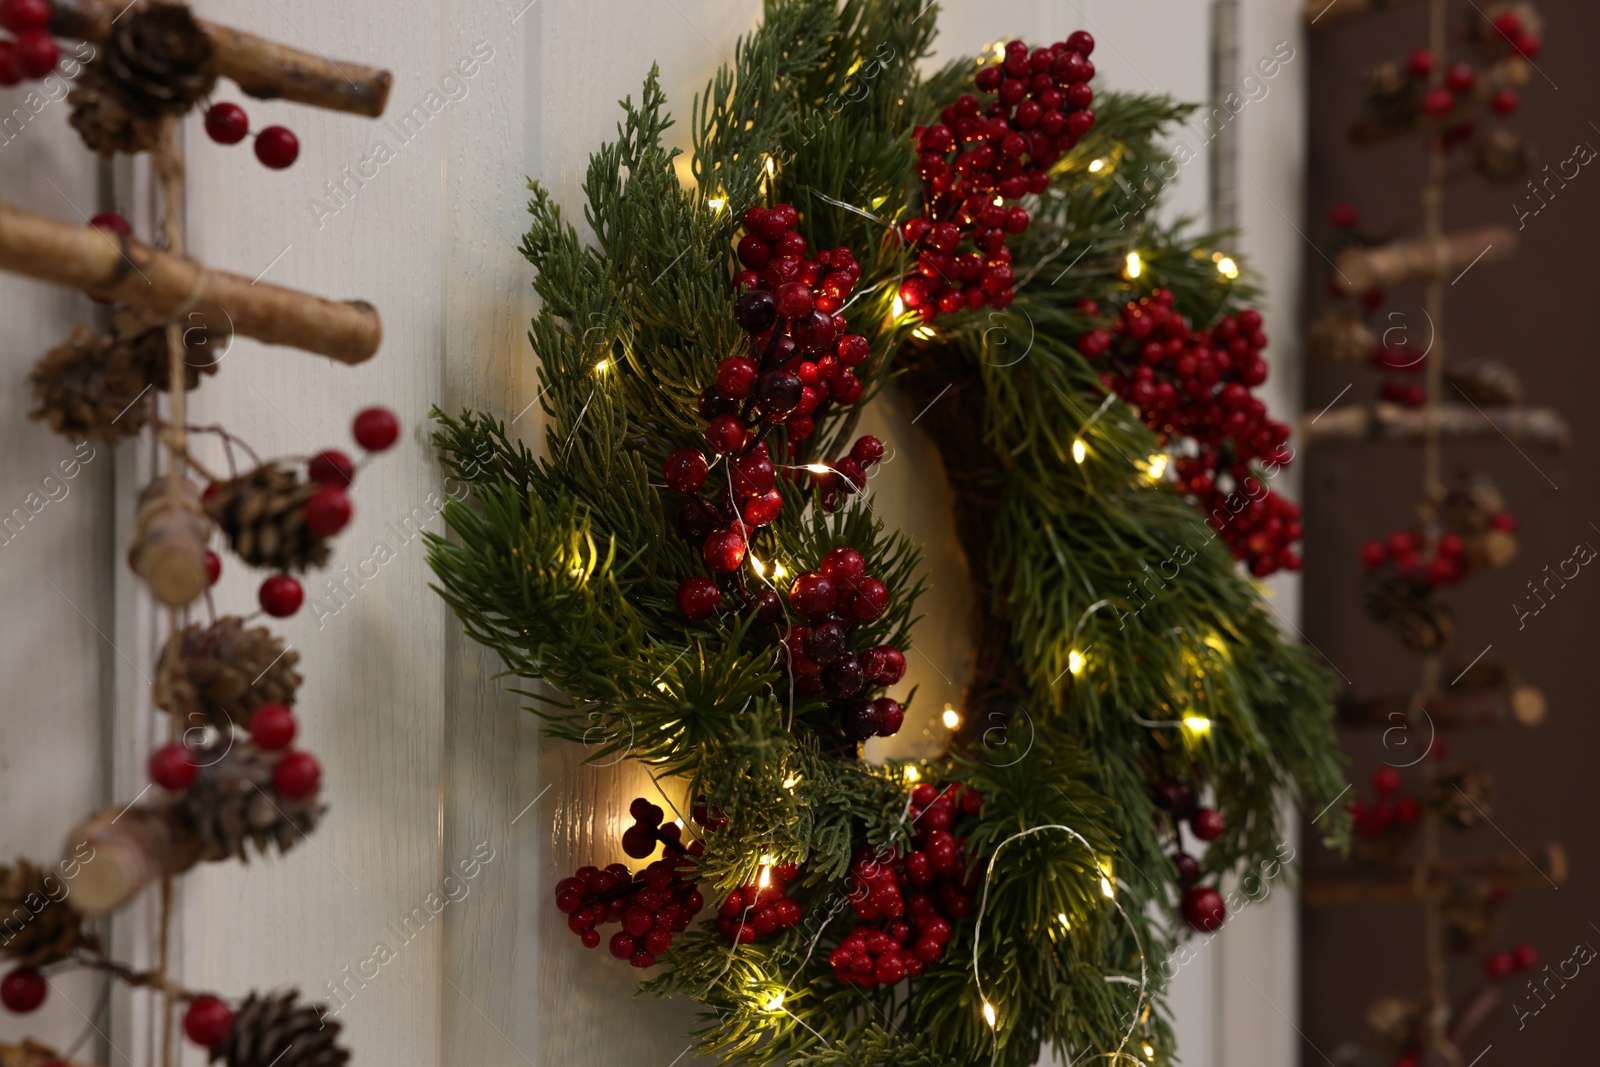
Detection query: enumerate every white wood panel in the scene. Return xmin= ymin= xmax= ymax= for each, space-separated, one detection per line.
xmin=0 ymin=60 xmax=113 ymax=1063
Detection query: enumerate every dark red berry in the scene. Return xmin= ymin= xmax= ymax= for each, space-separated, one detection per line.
xmin=352 ymin=406 xmax=400 ymax=451
xmin=89 ymin=212 xmax=131 ymax=234
xmin=272 ymin=751 xmax=321 ymax=800
xmin=1174 ymin=852 xmax=1200 ymax=887
xmin=309 ymin=449 xmax=355 ymax=486
xmin=1484 ymin=951 xmax=1514 ymax=982
xmin=716 ymin=357 xmax=759 ymax=399
xmin=774 ymin=281 xmax=814 ymax=320
xmin=851 ymin=435 xmax=885 ymax=466
xmin=183 ymin=996 xmax=234 ymax=1047
xmin=1512 ymin=943 xmax=1539 ymax=971
xmin=734 ymin=289 xmax=778 ymax=333
xmin=677 ymin=577 xmax=721 ymax=619
xmin=1190 ymin=808 xmax=1224 ymax=842
xmin=149 ymin=743 xmax=198 ymax=790
xmin=788 ymin=572 xmax=836 ymax=618
xmin=705 ymin=415 xmax=748 ymax=455
xmin=259 ymin=574 xmax=303 ymax=617
xmin=873 ymin=698 xmax=904 ymax=737
xmin=1329 ymin=204 xmax=1359 ymax=229
xmin=839 ymin=699 xmax=879 ymax=742
xmin=13 ymin=31 xmax=56 ymax=79
xmin=1406 ymin=48 xmax=1434 ymax=79
xmin=254 ymin=126 xmax=300 ymax=169
xmin=304 ymin=486 xmax=352 ymax=536
xmin=703 ymin=527 xmax=747 ymax=573
xmin=0 ymin=42 xmax=17 ymax=88
xmin=204 ymin=102 xmax=250 ymax=145
xmin=1373 ymin=767 xmax=1402 ymax=795
xmin=1180 ymin=885 xmax=1227 ymax=933
xmin=248 ymin=703 xmax=297 ymax=751
xmin=663 ymin=449 xmax=708 ymax=493
xmin=202 ymin=549 xmax=221 ymax=586
xmin=0 ymin=0 xmax=51 ymax=34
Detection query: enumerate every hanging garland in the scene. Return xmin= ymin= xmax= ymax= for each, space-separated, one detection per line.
xmin=427 ymin=2 xmax=1344 ymax=1064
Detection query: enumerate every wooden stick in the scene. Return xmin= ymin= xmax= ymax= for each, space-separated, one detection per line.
xmin=1446 ymin=358 xmax=1522 ymax=406
xmin=1300 ymin=402 xmax=1568 ymax=451
xmin=49 ymin=0 xmax=391 ymax=118
xmin=1339 ymin=685 xmax=1547 ymax=728
xmin=1305 ymin=0 xmax=1421 ymax=30
xmin=0 ymin=201 xmax=381 ymax=364
xmin=1333 ymin=226 xmax=1516 ymax=292
xmin=0 ymin=1040 xmax=97 ymax=1067
xmin=63 ymin=803 xmax=200 ymax=918
xmin=1302 ymin=842 xmax=1567 ymax=905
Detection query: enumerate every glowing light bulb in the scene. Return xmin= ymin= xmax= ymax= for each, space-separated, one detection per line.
xmin=1057 ymin=912 xmax=1071 ymax=930
xmin=1088 ymin=158 xmax=1105 ymax=173
xmin=782 ymin=775 xmax=799 ymax=790
xmin=707 ymin=197 xmax=726 ymax=212
xmin=804 ymin=463 xmax=833 ymax=475
xmin=904 ymin=765 xmax=920 ymax=783
xmin=1216 ymin=255 xmax=1239 ymax=280
xmin=992 ymin=42 xmax=1006 ymax=60
xmin=1183 ymin=715 xmax=1213 ymax=734
xmin=771 ymin=561 xmax=787 ymax=580
xmin=992 ymin=196 xmax=1005 ymax=207
xmin=1067 ymin=650 xmax=1085 ymax=676
xmin=673 ymin=818 xmax=684 ymax=829
xmin=1072 ymin=438 xmax=1087 ymax=464
xmin=764 ymin=155 xmax=776 ymax=176
xmin=912 ymin=325 xmax=937 ymax=340
xmin=594 ymin=358 xmax=611 ymax=374
xmin=765 ymin=992 xmax=786 ymax=1012
xmin=1124 ymin=251 xmax=1143 ymax=279
xmin=758 ymin=865 xmax=772 ymax=889
xmin=982 ymin=1000 xmax=997 ymax=1028
xmin=1101 ymin=875 xmax=1115 ymax=899
xmin=750 ymin=556 xmax=767 ymax=577
xmin=1143 ymin=1044 xmax=1155 ymax=1058
xmin=1146 ymin=454 xmax=1168 ymax=480
xmin=892 ymin=294 xmax=906 ymax=318
xmin=942 ymin=706 xmax=961 ymax=730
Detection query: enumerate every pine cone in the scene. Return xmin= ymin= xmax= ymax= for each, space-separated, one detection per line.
xmin=28 ymin=325 xmax=154 ymax=444
xmin=1361 ymin=60 xmax=1422 ymax=129
xmin=156 ymin=616 xmax=302 ymax=729
xmin=68 ymin=66 xmax=161 ymax=156
xmin=1441 ymin=879 xmax=1502 ymax=952
xmin=205 ymin=464 xmax=332 ymax=572
xmin=1474 ymin=128 xmax=1528 ymax=184
xmin=211 ymin=991 xmax=348 ymax=1067
xmin=1365 ymin=994 xmax=1420 ymax=1052
xmin=178 ymin=743 xmax=323 ymax=863
xmin=114 ymin=307 xmax=223 ymax=392
xmin=102 ymin=0 xmax=216 ymax=117
xmin=1307 ymin=311 xmax=1376 ymax=365
xmin=1363 ymin=572 xmax=1453 ymax=654
xmin=0 ymin=859 xmax=100 ymax=966
xmin=1430 ymin=763 xmax=1494 ymax=828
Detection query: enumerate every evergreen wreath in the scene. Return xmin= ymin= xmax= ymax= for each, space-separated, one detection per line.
xmin=426 ymin=2 xmax=1344 ymax=1064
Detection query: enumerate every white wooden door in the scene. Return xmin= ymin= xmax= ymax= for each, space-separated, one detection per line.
xmin=0 ymin=3 xmax=1304 ymax=1066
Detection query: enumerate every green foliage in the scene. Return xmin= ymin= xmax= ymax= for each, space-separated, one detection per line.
xmin=427 ymin=2 xmax=1344 ymax=1065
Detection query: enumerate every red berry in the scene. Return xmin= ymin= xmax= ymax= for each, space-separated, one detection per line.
xmin=1512 ymin=943 xmax=1540 ymax=971
xmin=1190 ymin=808 xmax=1224 ymax=842
xmin=873 ymin=698 xmax=904 ymax=737
xmin=89 ymin=211 xmax=131 ymax=234
xmin=352 ymin=406 xmax=400 ymax=451
xmin=304 ymin=486 xmax=352 ymax=536
xmin=1493 ymin=11 xmax=1522 ymax=37
xmin=1512 ymin=32 xmax=1540 ymax=58
xmin=1490 ymin=88 xmax=1519 ymax=115
xmin=716 ymin=357 xmax=759 ymax=399
xmin=149 ymin=742 xmax=198 ymax=790
xmin=1373 ymin=767 xmax=1402 ymax=795
xmin=1180 ymin=884 xmax=1227 ymax=933
xmin=1484 ymin=951 xmax=1514 ymax=982
xmin=863 ymin=646 xmax=905 ymax=686
xmin=309 ymin=449 xmax=355 ymax=486
xmin=0 ymin=0 xmax=50 ymax=33
xmin=1489 ymin=511 xmax=1517 ymax=533
xmin=1406 ymin=48 xmax=1435 ymax=79
xmin=703 ymin=527 xmax=746 ymax=573
xmin=183 ymin=996 xmax=235 ymax=1047
xmin=851 ymin=435 xmax=885 ymax=467
xmin=1329 ymin=203 xmax=1359 ymax=229
xmin=849 ymin=579 xmax=888 ymax=622
xmin=788 ymin=572 xmax=836 ymax=618
xmin=272 ymin=751 xmax=321 ymax=800
xmin=1359 ymin=540 xmax=1388 ymax=569
xmin=259 ymin=574 xmax=304 ymax=617
xmin=204 ymin=102 xmax=250 ymax=145
xmin=1444 ymin=63 xmax=1476 ymax=94
xmin=735 ymin=234 xmax=771 ymax=269
xmin=580 ymin=929 xmax=601 ymax=948
xmin=202 ymin=549 xmax=222 ymax=586
xmin=1438 ymin=533 xmax=1465 ymax=560
xmin=13 ymin=30 xmax=56 ymax=79
xmin=609 ymin=932 xmax=635 ymax=959
xmin=820 ymin=547 xmax=866 ymax=589
xmin=705 ymin=414 xmax=747 ymax=455
xmin=677 ymin=577 xmax=720 ymax=620
xmin=0 ymin=42 xmax=17 ymax=88
xmin=254 ymin=125 xmax=300 ymax=169
xmin=248 ymin=703 xmax=297 ymax=751
xmin=0 ymin=967 xmax=46 ymax=1013
xmin=1422 ymin=88 xmax=1454 ymax=118
xmin=663 ymin=448 xmax=708 ymax=494
xmin=774 ymin=281 xmax=814 ymax=320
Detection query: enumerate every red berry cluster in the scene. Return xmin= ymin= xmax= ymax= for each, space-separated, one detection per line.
xmin=780 ymin=546 xmax=907 ymax=741
xmin=827 ymin=782 xmax=983 ymax=987
xmin=553 ymin=800 xmax=706 ymax=967
xmin=1373 ymin=342 xmax=1427 ymax=408
xmin=203 ymin=101 xmax=300 ymax=170
xmin=1484 ymin=942 xmax=1539 ymax=982
xmin=148 ymin=702 xmax=321 ymax=798
xmin=1408 ymin=7 xmax=1538 ymax=126
xmin=1359 ymin=524 xmax=1494 ymax=589
xmin=715 ymin=862 xmax=802 ymax=944
xmin=1151 ymin=778 xmax=1230 ymax=933
xmin=899 ymin=33 xmax=1096 ymax=321
xmin=0 ymin=0 xmax=59 ymax=87
xmin=196 ymin=406 xmax=397 ymax=620
xmin=1083 ymin=291 xmax=1301 ymax=576
xmin=1346 ymin=767 xmax=1422 ymax=839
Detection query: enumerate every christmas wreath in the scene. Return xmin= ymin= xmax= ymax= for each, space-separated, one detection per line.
xmin=427 ymin=2 xmax=1343 ymax=1064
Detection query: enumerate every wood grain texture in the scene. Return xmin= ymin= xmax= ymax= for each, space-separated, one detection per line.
xmin=0 ymin=71 xmax=113 ymax=1064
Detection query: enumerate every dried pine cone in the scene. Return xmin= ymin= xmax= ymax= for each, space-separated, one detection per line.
xmin=1365 ymin=994 xmax=1420 ymax=1052
xmin=156 ymin=616 xmax=302 ymax=729
xmin=1441 ymin=879 xmax=1502 ymax=952
xmin=1362 ymin=60 xmax=1422 ymax=128
xmin=113 ymin=307 xmax=225 ymax=391
xmin=211 ymin=991 xmax=348 ymax=1067
xmin=1363 ymin=572 xmax=1454 ymax=654
xmin=28 ymin=325 xmax=154 ymax=444
xmin=68 ymin=66 xmax=161 ymax=157
xmin=178 ymin=743 xmax=323 ymax=863
xmin=103 ymin=0 xmax=216 ymax=117
xmin=1430 ymin=763 xmax=1494 ymax=828
xmin=1474 ymin=128 xmax=1528 ymax=184
xmin=205 ymin=464 xmax=332 ymax=572
xmin=1307 ymin=311 xmax=1376 ymax=365
xmin=0 ymin=859 xmax=100 ymax=966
